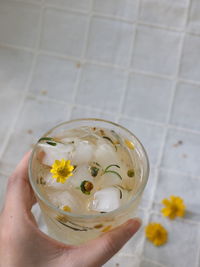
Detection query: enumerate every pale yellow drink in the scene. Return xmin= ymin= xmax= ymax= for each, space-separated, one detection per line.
xmin=29 ymin=119 xmax=149 ymax=245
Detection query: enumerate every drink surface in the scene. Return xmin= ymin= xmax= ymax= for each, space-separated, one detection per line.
xmin=33 ymin=126 xmax=141 ymax=215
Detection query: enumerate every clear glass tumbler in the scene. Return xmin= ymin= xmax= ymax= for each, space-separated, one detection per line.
xmin=29 ymin=118 xmax=149 ymax=245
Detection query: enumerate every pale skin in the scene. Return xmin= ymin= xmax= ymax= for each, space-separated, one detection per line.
xmin=0 ymin=152 xmax=141 ymax=267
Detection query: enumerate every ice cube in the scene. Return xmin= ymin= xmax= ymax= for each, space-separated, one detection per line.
xmin=89 ymin=187 xmax=121 ymax=212
xmin=43 ymin=172 xmax=69 ymax=189
xmin=68 ymin=165 xmax=93 ymax=188
xmin=38 ymin=143 xmax=74 ymax=166
xmin=72 ymin=140 xmax=94 ymax=165
xmin=48 ymin=189 xmax=83 ymax=213
xmin=95 ymin=171 xmax=121 ymax=189
xmin=94 ymin=141 xmax=119 ymax=168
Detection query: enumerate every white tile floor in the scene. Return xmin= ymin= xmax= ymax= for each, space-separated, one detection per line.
xmin=0 ymin=0 xmax=200 ymax=266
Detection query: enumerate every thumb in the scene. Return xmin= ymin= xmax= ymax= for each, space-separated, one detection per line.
xmin=79 ymin=218 xmax=141 ymax=267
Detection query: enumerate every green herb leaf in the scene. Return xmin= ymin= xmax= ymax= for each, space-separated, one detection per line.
xmin=127 ymin=169 xmax=135 ymax=177
xmin=119 ymin=189 xmax=122 ymax=199
xmin=38 ymin=137 xmax=54 ymax=142
xmin=104 ymin=164 xmax=120 ymax=172
xmin=80 ymin=180 xmax=94 ymax=195
xmin=94 ymin=162 xmax=101 ymax=167
xmin=90 ymin=166 xmax=99 ymax=177
xmin=103 ymin=136 xmax=117 ymax=151
xmin=114 ymin=185 xmax=123 ymax=198
xmin=46 ymin=141 xmax=57 ymax=146
xmin=105 ymin=170 xmax=122 ymax=180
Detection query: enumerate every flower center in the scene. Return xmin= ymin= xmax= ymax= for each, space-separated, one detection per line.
xmin=57 ymin=167 xmax=70 ymax=177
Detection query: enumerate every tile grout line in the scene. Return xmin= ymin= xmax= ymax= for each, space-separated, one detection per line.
xmin=67 ymin=0 xmax=94 ymax=120
xmin=5 ymin=0 xmax=41 ymax=6
xmin=26 ymin=91 xmax=200 ymax=136
xmin=140 ymin=256 xmax=167 ymax=267
xmin=0 ymin=2 xmax=45 ymax=160
xmin=159 ymin=166 xmax=200 ymax=181
xmin=114 ymin=8 xmax=139 ymax=123
xmin=116 ymin=0 xmax=152 ymax=264
xmin=8 ymin=0 xmax=194 ymax=34
xmin=119 ymin=252 xmax=167 ymax=267
xmin=7 ymin=0 xmax=200 ymax=38
xmin=139 ymin=0 xmax=192 ymax=260
xmin=0 ymin=42 xmax=34 ymax=53
xmin=3 ymin=42 xmax=200 ymax=87
xmin=45 ymin=3 xmax=90 ymax=15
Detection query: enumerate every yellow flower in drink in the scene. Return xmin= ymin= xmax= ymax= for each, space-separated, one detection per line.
xmin=161 ymin=196 xmax=185 ymax=220
xmin=145 ymin=223 xmax=168 ymax=246
xmin=50 ymin=159 xmax=74 ymax=183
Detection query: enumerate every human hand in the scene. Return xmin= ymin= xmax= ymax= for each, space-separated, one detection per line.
xmin=0 ymin=152 xmax=141 ymax=267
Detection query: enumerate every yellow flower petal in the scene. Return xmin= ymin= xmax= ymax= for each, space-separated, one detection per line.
xmin=50 ymin=158 xmax=74 ymax=184
xmin=161 ymin=196 xmax=186 ymax=220
xmin=145 ymin=223 xmax=168 ymax=246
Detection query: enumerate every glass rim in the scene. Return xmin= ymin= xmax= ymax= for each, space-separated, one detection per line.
xmin=28 ymin=118 xmax=150 ymax=220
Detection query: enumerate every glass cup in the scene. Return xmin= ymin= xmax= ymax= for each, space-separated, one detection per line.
xmin=29 ymin=118 xmax=149 ymax=245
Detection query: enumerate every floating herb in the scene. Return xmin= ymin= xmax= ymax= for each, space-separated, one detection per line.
xmin=104 ymin=164 xmax=122 ymax=180
xmin=73 ymin=165 xmax=77 ymax=170
xmin=100 ymin=129 xmax=105 ymax=136
xmin=38 ymin=136 xmax=58 ymax=146
xmin=111 ymin=130 xmax=121 ymax=144
xmin=119 ymin=188 xmax=122 ymax=199
xmin=105 ymin=164 xmax=120 ymax=172
xmin=55 ymin=216 xmax=92 ymax=231
xmin=90 ymin=166 xmax=99 ymax=177
xmin=80 ymin=180 xmax=94 ymax=195
xmin=36 ymin=176 xmax=46 ymax=185
xmin=127 ymin=169 xmax=135 ymax=177
xmin=94 ymin=224 xmax=103 ymax=229
xmin=46 ymin=141 xmax=57 ymax=146
xmin=103 ymin=136 xmax=117 ymax=151
xmin=57 ymin=220 xmax=88 ymax=231
xmin=38 ymin=136 xmax=66 ymax=146
xmin=105 ymin=170 xmax=122 ymax=180
xmin=38 ymin=137 xmax=54 ymax=142
xmin=55 ymin=214 xmax=67 ymax=223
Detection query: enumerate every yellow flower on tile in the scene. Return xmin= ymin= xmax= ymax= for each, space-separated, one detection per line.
xmin=161 ymin=196 xmax=185 ymax=220
xmin=50 ymin=159 xmax=74 ymax=183
xmin=145 ymin=223 xmax=168 ymax=246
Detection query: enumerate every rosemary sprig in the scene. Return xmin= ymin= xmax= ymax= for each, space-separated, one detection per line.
xmin=104 ymin=164 xmax=122 ymax=180
xmin=104 ymin=170 xmax=122 ymax=180
xmin=103 ymin=136 xmax=117 ymax=151
xmin=38 ymin=136 xmax=57 ymax=146
xmin=46 ymin=141 xmax=57 ymax=146
xmin=104 ymin=164 xmax=120 ymax=172
xmin=38 ymin=137 xmax=54 ymax=142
